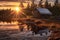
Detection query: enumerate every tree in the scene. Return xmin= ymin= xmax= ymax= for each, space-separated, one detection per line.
xmin=27 ymin=1 xmax=30 ymax=9
xmin=31 ymin=0 xmax=35 ymax=5
xmin=38 ymin=0 xmax=43 ymax=7
xmin=55 ymin=0 xmax=58 ymax=6
xmin=31 ymin=0 xmax=36 ymax=9
xmin=0 ymin=9 xmax=13 ymax=22
xmin=19 ymin=0 xmax=24 ymax=8
xmin=45 ymin=0 xmax=49 ymax=8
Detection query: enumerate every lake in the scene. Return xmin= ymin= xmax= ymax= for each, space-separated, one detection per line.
xmin=0 ymin=21 xmax=19 ymax=30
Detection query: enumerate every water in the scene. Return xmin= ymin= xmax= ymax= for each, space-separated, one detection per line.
xmin=0 ymin=21 xmax=19 ymax=30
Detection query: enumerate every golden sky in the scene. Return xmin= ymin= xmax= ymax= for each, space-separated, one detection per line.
xmin=0 ymin=0 xmax=60 ymax=10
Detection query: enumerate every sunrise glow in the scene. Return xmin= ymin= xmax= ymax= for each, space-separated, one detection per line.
xmin=15 ymin=7 xmax=20 ymax=12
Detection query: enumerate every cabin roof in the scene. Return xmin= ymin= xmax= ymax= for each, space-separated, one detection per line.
xmin=36 ymin=8 xmax=52 ymax=15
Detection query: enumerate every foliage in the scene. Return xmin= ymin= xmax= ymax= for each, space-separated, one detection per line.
xmin=38 ymin=0 xmax=43 ymax=7
xmin=48 ymin=6 xmax=60 ymax=16
xmin=0 ymin=9 xmax=13 ymax=22
xmin=23 ymin=8 xmax=32 ymax=16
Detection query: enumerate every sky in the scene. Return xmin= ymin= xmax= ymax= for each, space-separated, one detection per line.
xmin=0 ymin=0 xmax=60 ymax=3
xmin=0 ymin=0 xmax=60 ymax=10
xmin=0 ymin=0 xmax=18 ymax=2
xmin=0 ymin=0 xmax=60 ymax=7
xmin=0 ymin=0 xmax=58 ymax=1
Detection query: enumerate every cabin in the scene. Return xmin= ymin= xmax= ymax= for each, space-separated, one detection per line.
xmin=33 ymin=8 xmax=52 ymax=19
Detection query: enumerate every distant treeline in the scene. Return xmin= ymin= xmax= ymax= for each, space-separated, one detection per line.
xmin=48 ymin=6 xmax=60 ymax=16
xmin=0 ymin=5 xmax=60 ymax=22
xmin=0 ymin=9 xmax=14 ymax=22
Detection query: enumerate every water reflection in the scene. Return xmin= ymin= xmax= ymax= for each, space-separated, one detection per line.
xmin=0 ymin=21 xmax=19 ymax=30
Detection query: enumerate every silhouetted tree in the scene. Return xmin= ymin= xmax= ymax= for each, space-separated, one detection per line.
xmin=45 ymin=0 xmax=49 ymax=8
xmin=38 ymin=0 xmax=43 ymax=7
xmin=31 ymin=0 xmax=37 ymax=10
xmin=0 ymin=9 xmax=13 ymax=22
xmin=19 ymin=0 xmax=24 ymax=8
xmin=50 ymin=6 xmax=60 ymax=16
xmin=31 ymin=0 xmax=35 ymax=6
xmin=55 ymin=0 xmax=58 ymax=6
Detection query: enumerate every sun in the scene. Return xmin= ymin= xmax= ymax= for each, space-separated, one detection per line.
xmin=15 ymin=7 xmax=20 ymax=13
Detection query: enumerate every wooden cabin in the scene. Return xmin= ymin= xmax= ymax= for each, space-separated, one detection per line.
xmin=33 ymin=8 xmax=52 ymax=19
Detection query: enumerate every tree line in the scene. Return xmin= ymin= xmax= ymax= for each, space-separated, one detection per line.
xmin=24 ymin=0 xmax=60 ymax=19
xmin=0 ymin=9 xmax=14 ymax=22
